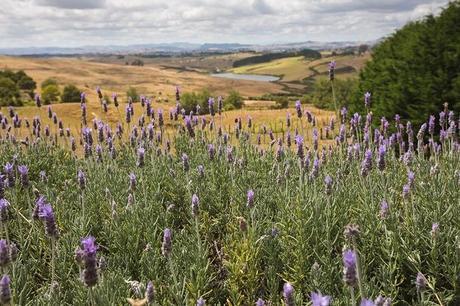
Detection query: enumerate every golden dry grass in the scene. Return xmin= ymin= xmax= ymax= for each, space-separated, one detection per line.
xmin=0 ymin=55 xmax=285 ymax=103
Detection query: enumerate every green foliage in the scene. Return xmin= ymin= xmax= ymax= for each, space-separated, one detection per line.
xmin=233 ymin=49 xmax=321 ymax=67
xmin=224 ymin=90 xmax=243 ymax=110
xmin=42 ymin=84 xmax=60 ymax=104
xmin=180 ymin=89 xmax=213 ymax=114
xmin=126 ymin=87 xmax=139 ymax=102
xmin=0 ymin=69 xmax=36 ymax=105
xmin=351 ymin=1 xmax=460 ymax=127
xmin=60 ymin=84 xmax=82 ymax=103
xmin=41 ymin=78 xmax=58 ymax=90
xmin=307 ymin=78 xmax=358 ymax=110
xmin=0 ymin=76 xmax=21 ymax=106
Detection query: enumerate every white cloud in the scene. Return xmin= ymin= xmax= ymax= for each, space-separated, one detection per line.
xmin=0 ymin=0 xmax=451 ymax=48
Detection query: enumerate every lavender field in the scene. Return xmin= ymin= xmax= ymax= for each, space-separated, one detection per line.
xmin=0 ymin=85 xmax=459 ymax=306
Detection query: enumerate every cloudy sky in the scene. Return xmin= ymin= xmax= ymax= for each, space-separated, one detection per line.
xmin=0 ymin=0 xmax=451 ymax=48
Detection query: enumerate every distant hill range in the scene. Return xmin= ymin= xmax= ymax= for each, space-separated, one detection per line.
xmin=0 ymin=40 xmax=377 ymax=56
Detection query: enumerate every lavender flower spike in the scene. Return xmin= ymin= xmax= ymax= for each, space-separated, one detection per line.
xmin=247 ymin=189 xmax=255 ymax=208
xmin=145 ymin=281 xmax=155 ymax=304
xmin=311 ymin=291 xmax=331 ymax=306
xmin=196 ymin=297 xmax=206 ymax=306
xmin=283 ymin=282 xmax=295 ymax=306
xmin=0 ymin=274 xmax=11 ymax=305
xmin=255 ymin=298 xmax=265 ymax=306
xmin=162 ymin=228 xmax=172 ymax=257
xmin=360 ymin=299 xmax=375 ymax=306
xmin=0 ymin=199 xmax=9 ymax=222
xmin=38 ymin=204 xmax=59 ymax=238
xmin=76 ymin=236 xmax=99 ymax=287
xmin=191 ymin=194 xmax=199 ymax=217
xmin=343 ymin=249 xmax=357 ymax=287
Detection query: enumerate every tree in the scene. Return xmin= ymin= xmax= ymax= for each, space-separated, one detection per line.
xmin=61 ymin=84 xmax=81 ymax=103
xmin=0 ymin=77 xmax=21 ymax=106
xmin=224 ymin=90 xmax=243 ymax=109
xmin=308 ymin=78 xmax=358 ymax=110
xmin=350 ymin=1 xmax=460 ymax=128
xmin=41 ymin=78 xmax=58 ymax=90
xmin=126 ymin=87 xmax=139 ymax=102
xmin=358 ymin=44 xmax=369 ymax=55
xmin=42 ymin=84 xmax=60 ymax=104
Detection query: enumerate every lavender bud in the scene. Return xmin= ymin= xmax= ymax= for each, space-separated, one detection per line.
xmin=191 ymin=194 xmax=199 ymax=217
xmin=162 ymin=228 xmax=172 ymax=257
xmin=343 ymin=249 xmax=357 ymax=287
xmin=0 ymin=275 xmax=11 ymax=305
xmin=283 ymin=282 xmax=295 ymax=306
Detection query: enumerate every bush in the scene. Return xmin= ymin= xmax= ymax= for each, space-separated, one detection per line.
xmin=61 ymin=84 xmax=82 ymax=103
xmin=0 ymin=77 xmax=22 ymax=106
xmin=307 ymin=78 xmax=358 ymax=110
xmin=42 ymin=84 xmax=60 ymax=104
xmin=41 ymin=78 xmax=58 ymax=90
xmin=0 ymin=69 xmax=36 ymax=105
xmin=180 ymin=89 xmax=213 ymax=114
xmin=126 ymin=87 xmax=139 ymax=102
xmin=224 ymin=90 xmax=243 ymax=109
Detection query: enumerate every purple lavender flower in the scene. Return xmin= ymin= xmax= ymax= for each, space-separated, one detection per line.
xmin=76 ymin=236 xmax=99 ymax=287
xmin=182 ymin=153 xmax=189 ymax=171
xmin=217 ymin=96 xmax=223 ymax=115
xmin=295 ymin=135 xmax=304 ymax=159
xmin=208 ymin=144 xmax=215 ymax=160
xmin=38 ymin=204 xmax=59 ymax=238
xmin=162 ymin=228 xmax=172 ymax=257
xmin=380 ymin=200 xmax=389 ymax=219
xmin=283 ymin=282 xmax=295 ymax=306
xmin=0 ymin=199 xmax=9 ymax=222
xmin=0 ymin=275 xmax=11 ymax=305
xmin=295 ymin=100 xmax=302 ymax=118
xmin=428 ymin=115 xmax=435 ymax=135
xmin=361 ymin=299 xmax=375 ymax=306
xmin=137 ymin=148 xmax=145 ymax=167
xmin=77 ymin=169 xmax=86 ymax=189
xmin=35 ymin=94 xmax=41 ymax=108
xmin=185 ymin=116 xmax=195 ymax=138
xmin=360 ymin=149 xmax=372 ymax=177
xmin=145 ymin=281 xmax=155 ymax=304
xmin=313 ymin=128 xmax=318 ymax=151
xmin=408 ymin=171 xmax=415 ymax=188
xmin=208 ymin=98 xmax=215 ymax=116
xmin=0 ymin=240 xmax=10 ymax=267
xmin=129 ymin=173 xmax=136 ymax=191
xmin=311 ymin=291 xmax=331 ymax=306
xmin=191 ymin=194 xmax=199 ymax=217
xmin=364 ymin=92 xmax=371 ymax=108
xmin=328 ymin=61 xmax=336 ymax=81
xmin=247 ymin=189 xmax=255 ymax=208
xmin=324 ymin=175 xmax=333 ymax=195
xmin=377 ymin=145 xmax=386 ymax=171
xmin=196 ymin=297 xmax=206 ymax=306
xmin=3 ymin=163 xmax=14 ymax=188
xmin=431 ymin=222 xmax=439 ymax=238
xmin=256 ymin=298 xmax=265 ymax=306
xmin=197 ymin=165 xmax=204 ymax=178
xmin=343 ymin=249 xmax=357 ymax=287
xmin=402 ymin=184 xmax=410 ymax=200
xmin=416 ymin=272 xmax=427 ymax=292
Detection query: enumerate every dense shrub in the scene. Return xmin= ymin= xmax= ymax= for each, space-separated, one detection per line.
xmin=61 ymin=84 xmax=82 ymax=103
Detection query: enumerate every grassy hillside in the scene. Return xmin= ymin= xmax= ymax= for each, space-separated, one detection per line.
xmin=0 ymin=55 xmax=285 ymax=103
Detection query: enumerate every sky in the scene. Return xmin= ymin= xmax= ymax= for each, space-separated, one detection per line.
xmin=0 ymin=0 xmax=451 ymax=48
